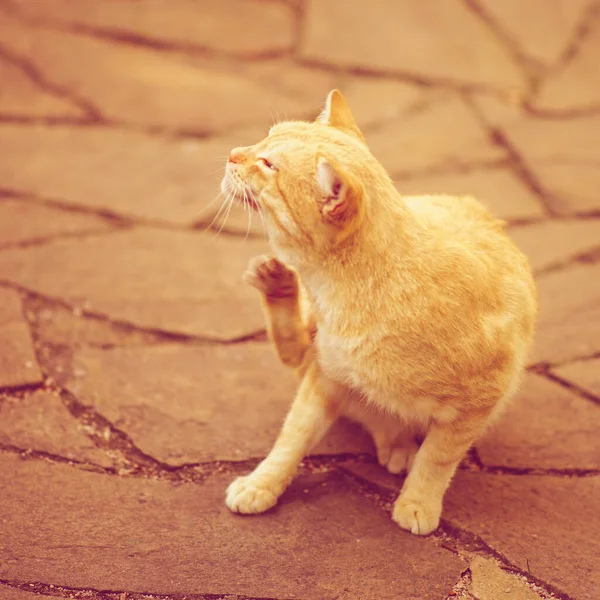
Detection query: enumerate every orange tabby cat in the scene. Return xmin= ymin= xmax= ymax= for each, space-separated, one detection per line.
xmin=221 ymin=90 xmax=537 ymax=535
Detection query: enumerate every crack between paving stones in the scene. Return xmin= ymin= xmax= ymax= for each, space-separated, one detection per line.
xmin=463 ymin=96 xmax=559 ymax=216
xmin=0 ymin=442 xmax=114 ymax=475
xmin=0 ymin=579 xmax=298 ymax=600
xmin=524 ymin=1 xmax=600 ymax=115
xmin=390 ymin=157 xmax=510 ymax=183
xmin=0 ymin=187 xmax=138 ymax=227
xmin=534 ymin=244 xmax=600 ymax=277
xmin=295 ymin=56 xmax=518 ymax=96
xmin=2 ymin=186 xmax=279 ymax=238
xmin=0 ymin=280 xmax=268 ymax=346
xmin=288 ymin=0 xmax=306 ymax=57
xmin=461 ymin=0 xmax=537 ymax=94
xmin=445 ymin=567 xmax=475 ymax=600
xmin=530 ymin=351 xmax=600 ymax=371
xmin=1 ymin=0 xmax=297 ymax=64
xmin=524 ymin=102 xmax=600 ymax=119
xmin=0 ymin=226 xmax=132 ymax=252
xmin=0 ymin=42 xmax=104 ymax=121
xmin=0 ymin=381 xmax=45 ymax=397
xmin=532 ymin=368 xmax=600 ymax=407
xmin=553 ymin=0 xmax=600 ymax=70
xmin=0 ymin=113 xmax=95 ymax=127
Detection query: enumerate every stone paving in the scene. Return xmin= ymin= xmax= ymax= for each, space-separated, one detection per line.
xmin=0 ymin=0 xmax=599 ymax=598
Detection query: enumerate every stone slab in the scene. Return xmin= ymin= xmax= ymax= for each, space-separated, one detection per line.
xmin=0 ymin=15 xmax=326 ymax=134
xmin=0 ymin=124 xmax=264 ymax=226
xmin=536 ymin=8 xmax=600 ymax=111
xmin=499 ymin=113 xmax=600 ymax=215
xmin=444 ymin=472 xmax=600 ymax=600
xmin=396 ymin=168 xmax=545 ymax=221
xmin=0 ymin=199 xmax=112 ymax=246
xmin=67 ymin=343 xmax=374 ymax=465
xmin=0 ymin=57 xmax=81 ymax=118
xmin=30 ymin=302 xmax=159 ymax=348
xmin=0 ymin=455 xmax=465 ymax=598
xmin=366 ymin=96 xmax=504 ymax=176
xmin=469 ymin=556 xmax=544 ymax=600
xmin=0 ymin=228 xmax=268 ymax=340
xmin=300 ymin=0 xmax=523 ymax=88
xmin=9 ymin=0 xmax=295 ymax=57
xmin=507 ymin=219 xmax=600 ymax=272
xmin=477 ymin=373 xmax=600 ymax=469
xmin=335 ymin=76 xmax=426 ymax=129
xmin=0 ymin=288 xmax=42 ymax=389
xmin=532 ymin=262 xmax=600 ymax=364
xmin=0 ymin=585 xmax=55 ymax=600
xmin=554 ymin=358 xmax=600 ymax=398
xmin=0 ymin=391 xmax=112 ymax=468
xmin=478 ymin=0 xmax=590 ymax=65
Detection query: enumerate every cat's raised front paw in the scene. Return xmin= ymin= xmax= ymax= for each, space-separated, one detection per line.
xmin=392 ymin=495 xmax=441 ymax=535
xmin=243 ymin=255 xmax=297 ymax=299
xmin=226 ymin=475 xmax=279 ymax=514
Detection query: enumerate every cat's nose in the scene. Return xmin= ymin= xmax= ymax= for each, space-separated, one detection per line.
xmin=228 ymin=147 xmax=245 ymax=164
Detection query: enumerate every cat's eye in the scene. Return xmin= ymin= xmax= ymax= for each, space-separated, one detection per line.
xmin=257 ymin=157 xmax=277 ymax=171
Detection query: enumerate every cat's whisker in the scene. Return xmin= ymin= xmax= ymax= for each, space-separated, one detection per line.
xmin=243 ymin=187 xmax=253 ymax=244
xmin=249 ymin=188 xmax=267 ymax=239
xmin=213 ymin=188 xmax=236 ymax=239
xmin=204 ymin=189 xmax=233 ymax=234
xmin=200 ymin=187 xmax=227 ymax=217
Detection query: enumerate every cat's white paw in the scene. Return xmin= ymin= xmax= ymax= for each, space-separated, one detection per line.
xmin=392 ymin=496 xmax=441 ymax=535
xmin=226 ymin=475 xmax=279 ymax=514
xmin=243 ymin=255 xmax=297 ymax=299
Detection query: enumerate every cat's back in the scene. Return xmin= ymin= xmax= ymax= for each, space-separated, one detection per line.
xmin=402 ymin=193 xmax=503 ymax=235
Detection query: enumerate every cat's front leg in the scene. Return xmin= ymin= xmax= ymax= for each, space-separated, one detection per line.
xmin=243 ymin=255 xmax=314 ymax=371
xmin=392 ymin=409 xmax=491 ymax=535
xmin=226 ymin=359 xmax=341 ymax=514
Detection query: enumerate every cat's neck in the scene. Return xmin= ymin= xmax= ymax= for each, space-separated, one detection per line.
xmin=278 ymin=188 xmax=421 ymax=295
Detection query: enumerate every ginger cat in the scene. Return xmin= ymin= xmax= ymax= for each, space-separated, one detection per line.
xmin=221 ymin=90 xmax=537 ymax=535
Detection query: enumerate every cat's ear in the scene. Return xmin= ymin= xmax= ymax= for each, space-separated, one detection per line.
xmin=316 ymin=158 xmax=357 ymax=224
xmin=317 ymin=90 xmax=365 ymax=141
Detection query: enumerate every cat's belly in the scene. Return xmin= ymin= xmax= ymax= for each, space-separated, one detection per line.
xmin=316 ymin=331 xmax=426 ymax=417
xmin=315 ymin=329 xmax=465 ymax=422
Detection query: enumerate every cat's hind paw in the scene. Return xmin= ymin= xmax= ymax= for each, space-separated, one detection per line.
xmin=376 ymin=437 xmax=419 ymax=475
xmin=386 ymin=442 xmax=418 ymax=474
xmin=243 ymin=255 xmax=298 ymax=299
xmin=226 ymin=475 xmax=279 ymax=514
xmin=392 ymin=496 xmax=441 ymax=535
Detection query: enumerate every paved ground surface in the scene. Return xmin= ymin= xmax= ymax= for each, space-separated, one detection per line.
xmin=0 ymin=1 xmax=599 ymax=599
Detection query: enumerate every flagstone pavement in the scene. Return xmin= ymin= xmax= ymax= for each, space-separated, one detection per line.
xmin=1 ymin=1 xmax=599 ymax=599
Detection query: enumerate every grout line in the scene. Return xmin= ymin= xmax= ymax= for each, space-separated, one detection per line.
xmin=0 ymin=579 xmax=299 ymax=600
xmin=0 ymin=280 xmax=268 ymax=347
xmin=535 ymin=369 xmax=600 ymax=407
xmin=0 ymin=42 xmax=103 ymax=120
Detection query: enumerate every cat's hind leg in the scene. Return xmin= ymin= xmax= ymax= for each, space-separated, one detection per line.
xmin=243 ymin=255 xmax=314 ymax=371
xmin=343 ymin=400 xmax=420 ymax=474
xmin=392 ymin=406 xmax=492 ymax=535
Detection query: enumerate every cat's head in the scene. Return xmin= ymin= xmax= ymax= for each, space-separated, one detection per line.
xmin=221 ymin=90 xmax=386 ymax=258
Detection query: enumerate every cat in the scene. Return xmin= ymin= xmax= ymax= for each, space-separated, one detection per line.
xmin=220 ymin=90 xmax=537 ymax=535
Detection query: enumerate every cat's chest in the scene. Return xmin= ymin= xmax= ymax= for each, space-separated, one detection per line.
xmin=315 ymin=328 xmax=386 ymax=397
